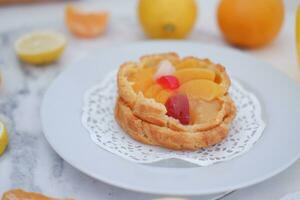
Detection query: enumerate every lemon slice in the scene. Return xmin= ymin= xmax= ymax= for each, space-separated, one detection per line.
xmin=296 ymin=5 xmax=300 ymax=66
xmin=15 ymin=31 xmax=66 ymax=65
xmin=0 ymin=121 xmax=8 ymax=156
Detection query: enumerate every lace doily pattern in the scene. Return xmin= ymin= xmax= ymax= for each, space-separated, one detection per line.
xmin=82 ymin=71 xmax=266 ymax=166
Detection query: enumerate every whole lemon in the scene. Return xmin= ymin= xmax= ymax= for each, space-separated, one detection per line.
xmin=138 ymin=0 xmax=197 ymax=39
xmin=217 ymin=0 xmax=284 ymax=48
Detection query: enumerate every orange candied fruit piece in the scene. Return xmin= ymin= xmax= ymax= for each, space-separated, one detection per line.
xmin=65 ymin=5 xmax=109 ymax=38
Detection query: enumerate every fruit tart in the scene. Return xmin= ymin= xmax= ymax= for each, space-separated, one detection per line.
xmin=115 ymin=53 xmax=236 ymax=150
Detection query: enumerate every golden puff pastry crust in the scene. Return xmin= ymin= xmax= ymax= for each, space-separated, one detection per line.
xmin=115 ymin=53 xmax=236 ymax=150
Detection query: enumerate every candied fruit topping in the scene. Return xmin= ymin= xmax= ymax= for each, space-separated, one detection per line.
xmin=174 ymin=68 xmax=215 ymax=83
xmin=156 ymin=75 xmax=180 ymax=90
xmin=179 ymin=79 xmax=224 ymax=101
xmin=153 ymin=60 xmax=175 ymax=79
xmin=155 ymin=89 xmax=172 ymax=104
xmin=165 ymin=94 xmax=190 ymax=125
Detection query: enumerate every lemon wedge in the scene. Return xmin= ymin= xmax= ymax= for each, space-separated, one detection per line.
xmin=15 ymin=31 xmax=66 ymax=65
xmin=296 ymin=5 xmax=300 ymax=66
xmin=0 ymin=121 xmax=8 ymax=156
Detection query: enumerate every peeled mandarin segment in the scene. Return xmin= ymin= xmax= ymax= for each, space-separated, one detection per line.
xmin=132 ymin=77 xmax=153 ymax=92
xmin=134 ymin=66 xmax=157 ymax=79
xmin=144 ymin=84 xmax=162 ymax=98
xmin=132 ymin=67 xmax=156 ymax=92
xmin=155 ymin=89 xmax=173 ymax=104
xmin=65 ymin=5 xmax=108 ymax=38
xmin=133 ymin=79 xmax=153 ymax=93
xmin=174 ymin=68 xmax=215 ymax=83
xmin=165 ymin=94 xmax=190 ymax=125
xmin=156 ymin=75 xmax=180 ymax=90
xmin=179 ymin=79 xmax=224 ymax=101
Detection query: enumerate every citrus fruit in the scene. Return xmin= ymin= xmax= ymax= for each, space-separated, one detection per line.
xmin=0 ymin=121 xmax=8 ymax=156
xmin=15 ymin=31 xmax=66 ymax=65
xmin=217 ymin=0 xmax=284 ymax=48
xmin=296 ymin=5 xmax=300 ymax=65
xmin=138 ymin=0 xmax=197 ymax=39
xmin=2 ymin=189 xmax=71 ymax=200
xmin=65 ymin=5 xmax=108 ymax=38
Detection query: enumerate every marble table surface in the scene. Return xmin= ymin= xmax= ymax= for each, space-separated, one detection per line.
xmin=0 ymin=0 xmax=300 ymax=199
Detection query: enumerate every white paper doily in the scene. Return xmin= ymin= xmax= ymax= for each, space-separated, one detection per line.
xmin=82 ymin=71 xmax=266 ymax=166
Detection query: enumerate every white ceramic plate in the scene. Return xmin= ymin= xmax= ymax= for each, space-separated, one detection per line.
xmin=41 ymin=41 xmax=300 ymax=196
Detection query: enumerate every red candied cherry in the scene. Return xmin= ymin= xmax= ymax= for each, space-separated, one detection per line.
xmin=165 ymin=94 xmax=190 ymax=125
xmin=156 ymin=75 xmax=180 ymax=90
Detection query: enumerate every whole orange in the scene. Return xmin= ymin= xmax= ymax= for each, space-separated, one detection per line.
xmin=217 ymin=0 xmax=284 ymax=48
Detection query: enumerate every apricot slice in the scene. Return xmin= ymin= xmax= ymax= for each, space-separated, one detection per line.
xmin=65 ymin=5 xmax=108 ymax=38
xmin=174 ymin=68 xmax=215 ymax=83
xmin=155 ymin=89 xmax=173 ymax=104
xmin=179 ymin=80 xmax=224 ymax=101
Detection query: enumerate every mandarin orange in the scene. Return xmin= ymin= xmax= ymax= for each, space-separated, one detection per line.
xmin=217 ymin=0 xmax=284 ymax=48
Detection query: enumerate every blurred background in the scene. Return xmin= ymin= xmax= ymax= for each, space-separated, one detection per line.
xmin=0 ymin=0 xmax=299 ymax=30
xmin=1 ymin=0 xmax=300 ymax=199
xmin=0 ymin=0 xmax=298 ymax=80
